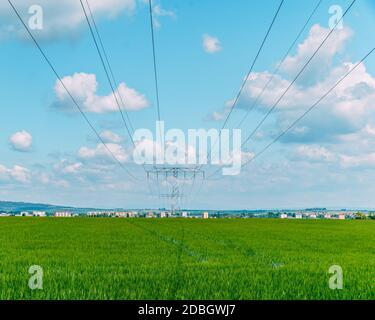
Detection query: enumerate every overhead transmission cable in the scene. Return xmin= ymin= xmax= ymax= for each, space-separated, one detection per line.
xmin=80 ymin=0 xmax=135 ymax=145
xmin=208 ymin=0 xmax=357 ymax=179
xmin=7 ymin=0 xmax=139 ymax=181
xmin=84 ymin=0 xmax=135 ymax=135
xmin=203 ymin=0 xmax=285 ymax=164
xmin=148 ymin=0 xmax=164 ymax=203
xmin=240 ymin=0 xmax=357 ymax=149
xmin=241 ymin=47 xmax=375 ymax=169
xmin=234 ymin=0 xmax=323 ymax=130
xmin=81 ymin=0 xmax=157 ymax=197
xmin=148 ymin=0 xmax=162 ymax=126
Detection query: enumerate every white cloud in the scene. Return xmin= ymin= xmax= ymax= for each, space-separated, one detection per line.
xmin=0 ymin=164 xmax=31 ymax=183
xmin=62 ymin=162 xmax=83 ymax=174
xmin=207 ymin=111 xmax=225 ymax=122
xmin=79 ymin=143 xmax=129 ymax=163
xmin=202 ymin=34 xmax=222 ymax=54
xmin=0 ymin=0 xmax=136 ymax=41
xmin=295 ymin=145 xmax=336 ymax=162
xmin=9 ymin=130 xmax=33 ymax=152
xmin=53 ymin=72 xmax=149 ymax=113
xmin=207 ymin=23 xmax=375 ymax=176
xmin=221 ymin=24 xmax=375 ymax=144
xmin=280 ymin=25 xmax=353 ymax=86
xmin=152 ymin=3 xmax=176 ymax=28
xmin=100 ymin=130 xmax=123 ymax=143
xmin=340 ymin=153 xmax=375 ymax=168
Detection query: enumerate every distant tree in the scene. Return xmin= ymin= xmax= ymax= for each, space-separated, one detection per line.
xmin=355 ymin=212 xmax=368 ymax=220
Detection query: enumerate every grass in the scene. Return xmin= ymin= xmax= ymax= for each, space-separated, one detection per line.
xmin=0 ymin=217 xmax=374 ymax=300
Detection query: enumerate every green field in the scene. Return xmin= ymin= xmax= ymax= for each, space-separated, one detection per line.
xmin=0 ymin=217 xmax=374 ymax=300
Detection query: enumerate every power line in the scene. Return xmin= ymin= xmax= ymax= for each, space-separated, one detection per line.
xmin=148 ymin=0 xmax=167 ymax=206
xmin=241 ymin=47 xmax=375 ymax=169
xmin=208 ymin=0 xmax=357 ymax=179
xmin=7 ymin=0 xmax=139 ymax=181
xmin=84 ymin=0 xmax=135 ymax=134
xmin=240 ymin=0 xmax=357 ymax=149
xmin=204 ymin=0 xmax=285 ymax=163
xmin=149 ymin=0 xmax=162 ymax=124
xmin=235 ymin=0 xmax=323 ymax=130
xmin=81 ymin=0 xmax=158 ymax=198
xmin=80 ymin=0 xmax=135 ymax=147
xmin=205 ymin=0 xmax=322 ymax=180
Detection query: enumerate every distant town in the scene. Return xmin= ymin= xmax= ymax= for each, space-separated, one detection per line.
xmin=0 ymin=205 xmax=374 ymax=220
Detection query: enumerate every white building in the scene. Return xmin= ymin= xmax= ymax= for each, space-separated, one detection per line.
xmin=32 ymin=211 xmax=46 ymax=217
xmin=324 ymin=214 xmax=332 ymax=219
xmin=0 ymin=213 xmax=11 ymax=217
xmin=310 ymin=213 xmax=317 ymax=219
xmin=280 ymin=214 xmax=288 ymax=219
xmin=295 ymin=213 xmax=303 ymax=219
xmin=338 ymin=213 xmax=346 ymax=220
xmin=128 ymin=211 xmax=137 ymax=218
xmin=114 ymin=212 xmax=128 ymax=218
xmin=182 ymin=212 xmax=188 ymax=218
xmin=203 ymin=212 xmax=209 ymax=219
xmin=160 ymin=212 xmax=166 ymax=218
xmin=55 ymin=212 xmax=72 ymax=217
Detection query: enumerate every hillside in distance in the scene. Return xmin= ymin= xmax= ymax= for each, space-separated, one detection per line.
xmin=0 ymin=201 xmax=102 ymax=214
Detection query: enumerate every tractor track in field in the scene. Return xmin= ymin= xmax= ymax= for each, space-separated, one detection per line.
xmin=124 ymin=220 xmax=197 ymax=299
xmin=123 ymin=219 xmax=208 ymax=263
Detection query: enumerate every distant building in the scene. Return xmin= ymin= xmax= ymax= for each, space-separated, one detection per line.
xmin=160 ymin=212 xmax=166 ymax=218
xmin=295 ymin=213 xmax=303 ymax=219
xmin=280 ymin=214 xmax=288 ymax=219
xmin=310 ymin=213 xmax=317 ymax=219
xmin=0 ymin=213 xmax=11 ymax=217
xmin=338 ymin=213 xmax=346 ymax=220
xmin=128 ymin=211 xmax=138 ymax=218
xmin=55 ymin=212 xmax=72 ymax=218
xmin=324 ymin=214 xmax=332 ymax=219
xmin=182 ymin=212 xmax=188 ymax=218
xmin=32 ymin=211 xmax=46 ymax=217
xmin=203 ymin=212 xmax=209 ymax=219
xmin=115 ymin=212 xmax=128 ymax=218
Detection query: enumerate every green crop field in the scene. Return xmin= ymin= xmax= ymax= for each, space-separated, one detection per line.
xmin=0 ymin=217 xmax=374 ymax=300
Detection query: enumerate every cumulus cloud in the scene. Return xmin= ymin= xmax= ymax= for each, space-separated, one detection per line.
xmin=294 ymin=145 xmax=336 ymax=162
xmin=207 ymin=24 xmax=375 ymax=145
xmin=339 ymin=153 xmax=375 ymax=168
xmin=62 ymin=162 xmax=83 ymax=174
xmin=79 ymin=143 xmax=129 ymax=163
xmin=0 ymin=0 xmax=136 ymax=41
xmin=202 ymin=34 xmax=222 ymax=54
xmin=280 ymin=25 xmax=353 ymax=86
xmin=205 ymin=23 xmax=375 ymax=175
xmin=0 ymin=164 xmax=31 ymax=183
xmin=139 ymin=0 xmax=176 ymax=28
xmin=53 ymin=72 xmax=149 ymax=113
xmin=9 ymin=130 xmax=33 ymax=152
xmin=152 ymin=3 xmax=176 ymax=28
xmin=100 ymin=130 xmax=123 ymax=143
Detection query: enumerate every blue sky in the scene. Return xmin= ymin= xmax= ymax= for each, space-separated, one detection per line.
xmin=1 ymin=0 xmax=375 ymax=209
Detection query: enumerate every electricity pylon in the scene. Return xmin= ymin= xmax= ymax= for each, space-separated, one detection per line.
xmin=147 ymin=166 xmax=205 ymax=214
